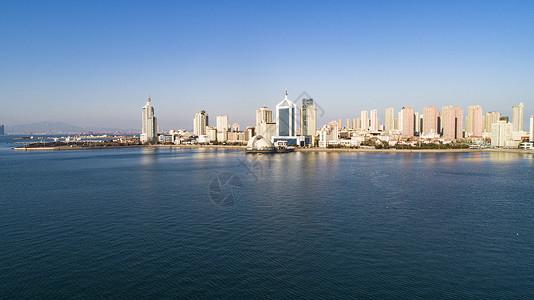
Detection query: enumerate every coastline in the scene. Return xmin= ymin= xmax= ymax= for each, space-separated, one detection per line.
xmin=11 ymin=143 xmax=534 ymax=154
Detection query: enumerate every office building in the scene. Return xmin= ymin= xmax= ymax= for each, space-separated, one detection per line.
xmin=256 ymin=107 xmax=273 ymax=128
xmin=423 ymin=106 xmax=440 ymax=136
xmin=300 ymin=98 xmax=317 ymax=138
xmin=276 ymin=91 xmax=297 ymax=137
xmin=401 ymin=107 xmax=414 ymax=137
xmin=385 ymin=107 xmax=394 ymax=132
xmin=465 ymin=105 xmax=483 ymax=137
xmin=141 ymin=95 xmax=157 ymax=143
xmin=512 ymin=102 xmax=524 ymax=131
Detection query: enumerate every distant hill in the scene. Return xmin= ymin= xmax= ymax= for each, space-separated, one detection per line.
xmin=5 ymin=122 xmax=137 ymax=134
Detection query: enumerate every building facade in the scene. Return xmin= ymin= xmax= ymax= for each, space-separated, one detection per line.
xmin=385 ymin=107 xmax=394 ymax=132
xmin=465 ymin=105 xmax=483 ymax=137
xmin=370 ymin=109 xmax=379 ymax=132
xmin=300 ymin=98 xmax=317 ymax=138
xmin=401 ymin=107 xmax=414 ymax=137
xmin=491 ymin=121 xmax=513 ymax=147
xmin=256 ymin=107 xmax=273 ymax=128
xmin=423 ymin=106 xmax=440 ymax=136
xmin=141 ymin=95 xmax=157 ymax=143
xmin=276 ymin=91 xmax=297 ymax=137
xmin=512 ymin=102 xmax=524 ymax=131
xmin=193 ymin=110 xmax=209 ymax=136
xmin=360 ymin=111 xmax=369 ymax=131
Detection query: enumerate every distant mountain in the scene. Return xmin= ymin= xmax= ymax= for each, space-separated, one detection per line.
xmin=5 ymin=122 xmax=137 ymax=134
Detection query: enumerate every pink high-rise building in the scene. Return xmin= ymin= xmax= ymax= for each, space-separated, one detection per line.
xmin=401 ymin=107 xmax=414 ymax=137
xmin=466 ymin=105 xmax=483 ymax=137
xmin=442 ymin=106 xmax=463 ymax=140
xmin=455 ymin=106 xmax=464 ymax=140
xmin=423 ymin=106 xmax=440 ymax=135
xmin=370 ymin=109 xmax=379 ymax=131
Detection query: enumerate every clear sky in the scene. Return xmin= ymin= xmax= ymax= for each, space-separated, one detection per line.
xmin=1 ymin=0 xmax=533 ymax=130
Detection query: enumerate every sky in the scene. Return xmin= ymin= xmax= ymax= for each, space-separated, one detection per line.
xmin=1 ymin=0 xmax=533 ymax=131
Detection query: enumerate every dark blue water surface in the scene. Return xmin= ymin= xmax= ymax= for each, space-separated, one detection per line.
xmin=1 ymin=135 xmax=533 ymax=298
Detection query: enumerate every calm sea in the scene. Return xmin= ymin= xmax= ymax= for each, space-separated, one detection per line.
xmin=1 ymin=135 xmax=533 ymax=298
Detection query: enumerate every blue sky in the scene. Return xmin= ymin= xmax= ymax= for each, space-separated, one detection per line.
xmin=1 ymin=0 xmax=533 ymax=130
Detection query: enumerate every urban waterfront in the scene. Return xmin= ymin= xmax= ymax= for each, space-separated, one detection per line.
xmin=1 ymin=135 xmax=533 ymax=298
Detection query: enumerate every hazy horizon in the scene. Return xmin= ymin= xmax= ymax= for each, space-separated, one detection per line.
xmin=2 ymin=1 xmax=533 ymax=130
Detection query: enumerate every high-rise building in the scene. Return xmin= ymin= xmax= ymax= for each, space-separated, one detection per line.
xmin=231 ymin=123 xmax=239 ymax=132
xmin=414 ymin=112 xmax=422 ymax=135
xmin=346 ymin=119 xmax=351 ymax=129
xmin=361 ymin=111 xmax=368 ymax=131
xmin=216 ymin=115 xmax=229 ymax=142
xmin=483 ymin=111 xmax=502 ymax=132
xmin=441 ymin=106 xmax=455 ymax=140
xmin=401 ymin=107 xmax=414 ymax=137
xmin=256 ymin=107 xmax=273 ymax=128
xmin=194 ymin=110 xmax=209 ymax=136
xmin=338 ymin=119 xmax=343 ymax=129
xmin=465 ymin=105 xmax=483 ymax=137
xmin=385 ymin=107 xmax=395 ymax=132
xmin=512 ymin=102 xmax=525 ymax=131
xmin=441 ymin=106 xmax=463 ymax=140
xmin=352 ymin=119 xmax=358 ymax=130
xmin=141 ymin=95 xmax=157 ymax=143
xmin=423 ymin=106 xmax=440 ymax=135
xmin=370 ymin=109 xmax=379 ymax=132
xmin=398 ymin=111 xmax=403 ymax=132
xmin=216 ymin=115 xmax=228 ymax=132
xmin=530 ymin=115 xmax=534 ymax=141
xmin=455 ymin=106 xmax=464 ymax=140
xmin=355 ymin=118 xmax=361 ymax=129
xmin=276 ymin=91 xmax=297 ymax=137
xmin=301 ymin=98 xmax=317 ymax=141
xmin=491 ymin=121 xmax=513 ymax=147
xmin=0 ymin=124 xmax=4 ymax=135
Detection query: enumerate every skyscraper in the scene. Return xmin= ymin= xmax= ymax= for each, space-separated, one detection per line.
xmin=194 ymin=110 xmax=209 ymax=136
xmin=361 ymin=110 xmax=368 ymax=131
xmin=530 ymin=115 xmax=534 ymax=141
xmin=301 ymin=98 xmax=317 ymax=138
xmin=346 ymin=119 xmax=351 ymax=129
xmin=423 ymin=106 xmax=440 ymax=135
xmin=465 ymin=105 xmax=483 ymax=137
xmin=398 ymin=111 xmax=403 ymax=131
xmin=256 ymin=106 xmax=273 ymax=128
xmin=141 ymin=95 xmax=157 ymax=143
xmin=370 ymin=109 xmax=379 ymax=132
xmin=512 ymin=102 xmax=524 ymax=131
xmin=385 ymin=107 xmax=394 ymax=132
xmin=276 ymin=91 xmax=297 ymax=137
xmin=401 ymin=107 xmax=414 ymax=137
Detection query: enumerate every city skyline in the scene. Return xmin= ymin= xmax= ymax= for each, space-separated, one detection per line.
xmin=1 ymin=1 xmax=533 ymax=130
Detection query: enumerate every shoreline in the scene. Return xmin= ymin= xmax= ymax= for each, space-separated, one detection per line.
xmin=11 ymin=144 xmax=534 ymax=154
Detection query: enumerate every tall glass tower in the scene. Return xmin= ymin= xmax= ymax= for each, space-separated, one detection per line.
xmin=276 ymin=91 xmax=297 ymax=137
xmin=300 ymin=98 xmax=316 ymax=137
